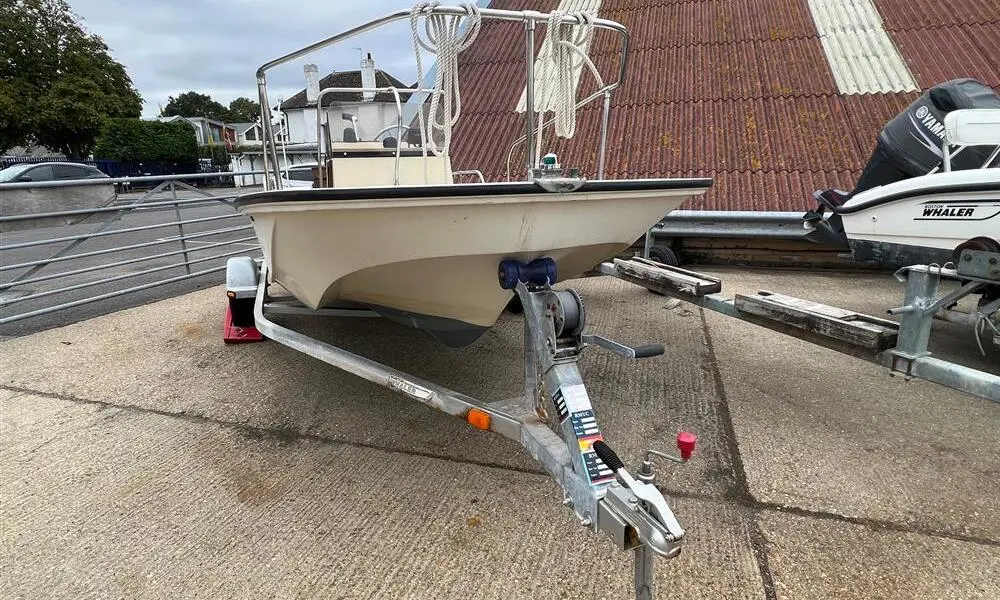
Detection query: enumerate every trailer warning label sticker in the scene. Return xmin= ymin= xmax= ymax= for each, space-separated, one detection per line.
xmin=569 ymin=409 xmax=600 ymax=438
xmin=552 ymin=384 xmax=590 ymax=423
xmin=579 ymin=435 xmax=615 ymax=484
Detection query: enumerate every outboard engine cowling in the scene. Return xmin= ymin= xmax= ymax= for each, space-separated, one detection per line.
xmin=854 ymin=78 xmax=1000 ymax=195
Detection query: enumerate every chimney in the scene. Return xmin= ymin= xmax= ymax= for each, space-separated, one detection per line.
xmin=304 ymin=64 xmax=320 ymax=103
xmin=360 ymin=52 xmax=376 ymax=102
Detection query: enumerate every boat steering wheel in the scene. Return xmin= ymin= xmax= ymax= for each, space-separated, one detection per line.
xmin=371 ymin=124 xmax=411 ymax=146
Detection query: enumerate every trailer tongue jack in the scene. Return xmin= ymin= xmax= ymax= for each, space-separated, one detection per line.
xmin=226 ymin=255 xmax=697 ymax=599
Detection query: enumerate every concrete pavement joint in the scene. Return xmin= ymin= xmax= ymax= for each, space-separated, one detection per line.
xmin=698 ymin=308 xmax=779 ymax=600
xmin=4 ymin=382 xmax=998 ymax=551
xmin=0 ymin=383 xmax=547 ymax=477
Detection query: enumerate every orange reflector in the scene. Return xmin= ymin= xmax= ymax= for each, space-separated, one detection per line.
xmin=226 ymin=291 xmax=236 ymax=298
xmin=467 ymin=409 xmax=491 ymax=431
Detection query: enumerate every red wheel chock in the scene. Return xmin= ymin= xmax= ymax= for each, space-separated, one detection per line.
xmin=223 ymin=304 xmax=264 ymax=343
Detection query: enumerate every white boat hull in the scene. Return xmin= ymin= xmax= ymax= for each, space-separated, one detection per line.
xmin=237 ymin=180 xmax=710 ymax=344
xmin=842 ymin=174 xmax=999 ymax=249
xmin=809 ymin=170 xmax=1000 ymax=267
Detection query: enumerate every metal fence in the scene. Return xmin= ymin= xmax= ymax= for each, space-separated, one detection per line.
xmin=0 ymin=172 xmax=262 ymax=331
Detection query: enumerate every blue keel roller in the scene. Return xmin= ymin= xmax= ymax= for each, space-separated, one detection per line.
xmin=498 ymin=258 xmax=558 ymax=289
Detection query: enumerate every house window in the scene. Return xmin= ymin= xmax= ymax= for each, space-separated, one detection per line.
xmin=245 ymin=129 xmax=256 ymax=141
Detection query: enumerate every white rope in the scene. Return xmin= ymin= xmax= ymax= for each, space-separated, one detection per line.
xmin=525 ymin=10 xmax=598 ymax=165
xmin=410 ymin=2 xmax=482 ymax=158
xmin=547 ymin=10 xmax=596 ymax=139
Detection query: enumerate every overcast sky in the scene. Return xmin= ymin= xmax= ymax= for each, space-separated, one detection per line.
xmin=67 ymin=0 xmax=437 ymax=117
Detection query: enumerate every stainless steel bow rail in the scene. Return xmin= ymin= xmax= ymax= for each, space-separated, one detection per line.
xmin=224 ymin=253 xmax=697 ymax=600
xmin=255 ymin=4 xmax=630 ymax=189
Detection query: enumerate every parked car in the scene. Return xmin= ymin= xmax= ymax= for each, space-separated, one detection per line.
xmin=0 ymin=162 xmax=110 ymax=183
xmin=280 ymin=163 xmax=318 ymax=189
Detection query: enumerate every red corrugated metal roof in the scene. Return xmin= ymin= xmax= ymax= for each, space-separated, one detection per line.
xmin=965 ymin=23 xmax=1000 ymax=80
xmin=873 ymin=0 xmax=1000 ymax=30
xmin=448 ymin=0 xmax=999 ymax=212
xmin=593 ymin=0 xmax=819 ymax=51
xmin=839 ymin=92 xmax=919 ymax=157
xmin=603 ymin=38 xmax=837 ymax=103
xmin=889 ymin=26 xmax=1000 ymax=89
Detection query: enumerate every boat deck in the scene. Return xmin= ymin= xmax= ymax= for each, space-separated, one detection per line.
xmin=2 ymin=267 xmax=998 ymax=599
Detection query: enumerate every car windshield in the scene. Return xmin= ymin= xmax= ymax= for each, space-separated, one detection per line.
xmin=284 ymin=166 xmax=316 ymax=182
xmin=0 ymin=163 xmax=36 ymax=182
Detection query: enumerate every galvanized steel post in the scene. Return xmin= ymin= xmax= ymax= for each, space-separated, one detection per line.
xmin=524 ymin=18 xmax=537 ymax=175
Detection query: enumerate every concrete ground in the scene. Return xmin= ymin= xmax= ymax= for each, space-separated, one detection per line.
xmin=1 ymin=267 xmax=998 ymax=599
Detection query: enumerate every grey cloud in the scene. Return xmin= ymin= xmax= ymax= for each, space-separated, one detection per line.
xmin=68 ymin=0 xmax=425 ymax=116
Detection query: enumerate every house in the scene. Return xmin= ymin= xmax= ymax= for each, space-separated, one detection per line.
xmin=229 ymin=53 xmax=417 ymax=187
xmin=231 ymin=122 xmax=263 ymax=146
xmin=154 ymin=116 xmax=237 ymax=148
xmin=277 ymin=53 xmax=414 ymax=145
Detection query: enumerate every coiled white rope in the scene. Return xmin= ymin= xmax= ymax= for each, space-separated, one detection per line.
xmin=547 ymin=10 xmax=596 ymax=139
xmin=528 ymin=10 xmax=600 ymax=166
xmin=410 ymin=2 xmax=482 ymax=157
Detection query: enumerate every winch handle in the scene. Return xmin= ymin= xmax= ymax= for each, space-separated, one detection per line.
xmin=592 ymin=440 xmax=624 ymax=472
xmin=632 ymin=344 xmax=665 ymax=358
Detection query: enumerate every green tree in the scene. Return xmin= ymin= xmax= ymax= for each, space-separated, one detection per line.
xmin=160 ymin=91 xmax=229 ymax=121
xmin=226 ymin=97 xmax=261 ymax=122
xmin=0 ymin=0 xmax=142 ymax=157
xmin=93 ymin=118 xmax=198 ymax=163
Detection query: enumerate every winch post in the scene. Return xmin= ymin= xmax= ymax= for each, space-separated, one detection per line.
xmin=511 ymin=274 xmax=690 ymax=600
xmin=516 ymin=280 xmax=615 ymax=524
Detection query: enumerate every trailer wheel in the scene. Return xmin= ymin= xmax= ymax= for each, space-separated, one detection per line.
xmin=644 ymin=246 xmax=679 ymax=296
xmin=953 ymin=237 xmax=1000 ymax=262
xmin=648 ymin=245 xmax=679 ymax=267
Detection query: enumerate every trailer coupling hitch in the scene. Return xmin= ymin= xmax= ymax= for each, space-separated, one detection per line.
xmin=594 ymin=440 xmax=688 ymax=558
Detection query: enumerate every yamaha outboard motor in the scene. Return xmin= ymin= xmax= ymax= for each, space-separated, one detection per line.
xmin=854 ymin=78 xmax=1000 ymax=195
xmin=805 ymin=78 xmax=1000 ymax=248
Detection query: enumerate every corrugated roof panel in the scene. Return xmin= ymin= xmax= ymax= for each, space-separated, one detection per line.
xmin=890 ymin=25 xmax=1000 ymax=88
xmin=807 ymin=0 xmax=919 ymax=94
xmin=755 ymin=96 xmax=865 ymax=171
xmin=593 ymin=0 xmax=819 ymax=52
xmin=455 ymin=61 xmax=530 ymax=118
xmin=466 ymin=96 xmax=866 ymax=177
xmin=449 ymin=0 xmax=989 ymax=212
xmin=461 ymin=0 xmax=556 ymax=65
xmin=872 ymin=0 xmax=1000 ymax=31
xmin=606 ymin=37 xmax=836 ymax=104
xmin=839 ymin=91 xmax=918 ymax=156
xmin=682 ymin=169 xmax=860 ymax=211
xmin=965 ymin=23 xmax=1000 ymax=89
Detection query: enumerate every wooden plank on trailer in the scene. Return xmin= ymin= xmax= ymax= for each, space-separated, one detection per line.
xmin=735 ymin=291 xmax=899 ymax=352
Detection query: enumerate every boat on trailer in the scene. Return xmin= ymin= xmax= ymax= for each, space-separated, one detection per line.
xmin=228 ymin=4 xmax=709 ymax=599
xmin=223 ymin=5 xmax=999 ymax=599
xmin=233 ymin=49 xmax=710 ymax=345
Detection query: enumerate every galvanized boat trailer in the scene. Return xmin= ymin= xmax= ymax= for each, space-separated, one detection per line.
xmin=600 ymin=250 xmax=1000 ymax=403
xmin=225 ymin=253 xmax=698 ymax=600
xmin=223 ymin=246 xmax=998 ymax=600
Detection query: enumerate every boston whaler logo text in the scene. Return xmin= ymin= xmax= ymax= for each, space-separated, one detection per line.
xmin=921 ymin=203 xmax=975 ymax=218
xmin=914 ymin=105 xmax=945 ymax=139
